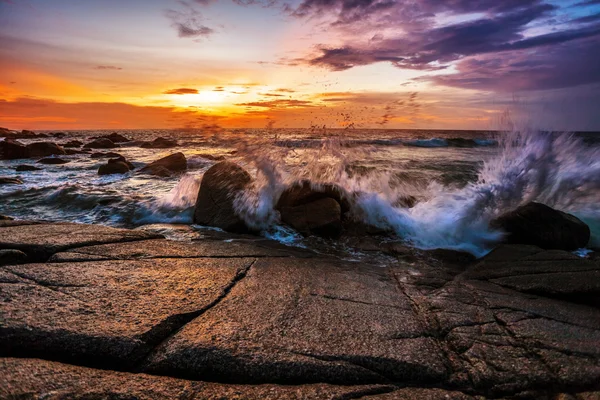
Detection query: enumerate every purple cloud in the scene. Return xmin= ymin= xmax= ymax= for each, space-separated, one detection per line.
xmin=165 ymin=2 xmax=215 ymax=39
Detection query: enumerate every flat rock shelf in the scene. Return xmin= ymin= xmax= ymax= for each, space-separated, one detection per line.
xmin=1 ymin=222 xmax=599 ymax=399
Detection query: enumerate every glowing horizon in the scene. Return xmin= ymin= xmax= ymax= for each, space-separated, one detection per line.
xmin=1 ymin=0 xmax=599 ymax=131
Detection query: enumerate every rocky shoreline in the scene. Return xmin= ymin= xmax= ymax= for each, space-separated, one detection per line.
xmin=1 ymin=219 xmax=599 ymax=399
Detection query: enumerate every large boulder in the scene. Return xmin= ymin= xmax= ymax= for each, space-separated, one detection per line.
xmin=83 ymin=138 xmax=118 ymax=149
xmin=99 ymin=132 xmax=130 ymax=143
xmin=193 ymin=161 xmax=252 ymax=233
xmin=276 ymin=180 xmax=352 ymax=213
xmin=98 ymin=157 xmax=134 ymax=175
xmin=490 ymin=202 xmax=590 ymax=251
xmin=63 ymin=140 xmax=83 ymax=148
xmin=26 ymin=142 xmax=66 ymax=158
xmin=140 ymin=153 xmax=186 ymax=176
xmin=0 ymin=249 xmax=27 ymax=266
xmin=280 ymin=197 xmax=342 ymax=238
xmin=141 ymin=137 xmax=178 ymax=149
xmin=0 ymin=140 xmax=30 ymax=160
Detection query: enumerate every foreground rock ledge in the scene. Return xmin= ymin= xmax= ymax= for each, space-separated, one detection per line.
xmin=0 ymin=221 xmax=599 ymax=399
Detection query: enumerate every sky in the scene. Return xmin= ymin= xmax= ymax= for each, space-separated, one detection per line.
xmin=1 ymin=0 xmax=599 ymax=131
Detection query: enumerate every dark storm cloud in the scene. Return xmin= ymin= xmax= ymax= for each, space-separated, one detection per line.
xmin=163 ymin=88 xmax=199 ymax=94
xmin=426 ymin=36 xmax=600 ymax=91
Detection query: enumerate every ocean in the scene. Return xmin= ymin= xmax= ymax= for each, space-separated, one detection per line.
xmin=1 ymin=128 xmax=599 ymax=257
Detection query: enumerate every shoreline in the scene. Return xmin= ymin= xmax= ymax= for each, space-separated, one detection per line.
xmin=1 ymin=219 xmax=599 ymax=398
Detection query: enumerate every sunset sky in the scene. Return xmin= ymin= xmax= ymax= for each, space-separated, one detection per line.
xmin=1 ymin=0 xmax=599 ymax=131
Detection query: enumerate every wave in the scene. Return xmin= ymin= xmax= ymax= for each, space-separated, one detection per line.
xmin=272 ymin=137 xmax=497 ymax=149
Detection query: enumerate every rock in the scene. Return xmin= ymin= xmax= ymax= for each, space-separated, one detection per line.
xmin=0 ymin=222 xmax=161 ymax=262
xmin=15 ymin=165 xmax=42 ymax=171
xmin=36 ymin=157 xmax=69 ymax=165
xmin=90 ymin=151 xmax=122 ymax=159
xmin=99 ymin=132 xmax=130 ymax=143
xmin=26 ymin=142 xmax=66 ymax=157
xmin=277 ymin=180 xmax=352 ymax=213
xmin=52 ymin=132 xmax=66 ymax=138
xmin=0 ymin=215 xmax=13 ymax=220
xmin=98 ymin=160 xmax=132 ymax=175
xmin=197 ymin=153 xmax=226 ymax=161
xmin=490 ymin=202 xmax=590 ymax=251
xmin=0 ymin=177 xmax=23 ymax=185
xmin=0 ymin=140 xmax=31 ymax=159
xmin=83 ymin=138 xmax=118 ymax=149
xmin=140 ymin=152 xmax=187 ymax=176
xmin=141 ymin=137 xmax=178 ymax=149
xmin=0 ymin=358 xmax=390 ymax=400
xmin=64 ymin=149 xmax=86 ymax=155
xmin=193 ymin=161 xmax=252 ymax=233
xmin=63 ymin=140 xmax=83 ymax=148
xmin=280 ymin=197 xmax=342 ymax=238
xmin=394 ymin=194 xmax=418 ymax=208
xmin=0 ymin=249 xmax=27 ymax=266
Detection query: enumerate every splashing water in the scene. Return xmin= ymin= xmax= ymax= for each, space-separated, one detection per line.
xmin=216 ymin=124 xmax=600 ymax=257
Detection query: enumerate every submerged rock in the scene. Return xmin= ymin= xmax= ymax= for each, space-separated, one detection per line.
xmin=140 ymin=152 xmax=186 ymax=176
xmin=98 ymin=157 xmax=134 ymax=175
xmin=26 ymin=142 xmax=66 ymax=158
xmin=193 ymin=161 xmax=252 ymax=233
xmin=280 ymin=197 xmax=342 ymax=238
xmin=490 ymin=202 xmax=590 ymax=251
xmin=0 ymin=177 xmax=23 ymax=185
xmin=98 ymin=132 xmax=130 ymax=143
xmin=0 ymin=140 xmax=30 ymax=160
xmin=140 ymin=137 xmax=178 ymax=149
xmin=83 ymin=138 xmax=118 ymax=149
xmin=90 ymin=152 xmax=123 ymax=159
xmin=37 ymin=157 xmax=69 ymax=165
xmin=63 ymin=140 xmax=83 ymax=148
xmin=0 ymin=215 xmax=14 ymax=220
xmin=15 ymin=165 xmax=42 ymax=172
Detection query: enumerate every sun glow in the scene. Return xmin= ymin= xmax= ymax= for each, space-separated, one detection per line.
xmin=169 ymin=90 xmax=229 ymax=107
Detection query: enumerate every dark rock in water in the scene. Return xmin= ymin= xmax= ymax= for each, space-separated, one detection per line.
xmin=193 ymin=161 xmax=252 ymax=233
xmin=143 ymin=165 xmax=172 ymax=177
xmin=98 ymin=157 xmax=133 ymax=175
xmin=197 ymin=153 xmax=226 ymax=161
xmin=280 ymin=197 xmax=342 ymax=238
xmin=37 ymin=157 xmax=69 ymax=165
xmin=83 ymin=138 xmax=118 ymax=149
xmin=26 ymin=142 xmax=66 ymax=157
xmin=277 ymin=180 xmax=352 ymax=213
xmin=64 ymin=149 xmax=86 ymax=155
xmin=0 ymin=140 xmax=31 ymax=160
xmin=52 ymin=132 xmax=66 ymax=138
xmin=0 ymin=249 xmax=27 ymax=266
xmin=15 ymin=165 xmax=41 ymax=172
xmin=99 ymin=132 xmax=130 ymax=143
xmin=140 ymin=152 xmax=186 ymax=176
xmin=394 ymin=195 xmax=418 ymax=208
xmin=0 ymin=177 xmax=23 ymax=185
xmin=0 ymin=127 xmax=11 ymax=137
xmin=90 ymin=151 xmax=122 ymax=159
xmin=140 ymin=137 xmax=178 ymax=149
xmin=0 ymin=215 xmax=13 ymax=220
xmin=490 ymin=202 xmax=590 ymax=251
xmin=63 ymin=140 xmax=83 ymax=148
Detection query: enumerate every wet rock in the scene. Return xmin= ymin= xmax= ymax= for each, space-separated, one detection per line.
xmin=0 ymin=249 xmax=27 ymax=266
xmin=15 ymin=165 xmax=42 ymax=171
xmin=490 ymin=202 xmax=590 ymax=250
xmin=98 ymin=132 xmax=130 ymax=143
xmin=0 ymin=177 xmax=23 ymax=185
xmin=394 ymin=194 xmax=418 ymax=208
xmin=26 ymin=142 xmax=66 ymax=157
xmin=90 ymin=151 xmax=122 ymax=159
xmin=52 ymin=131 xmax=66 ymax=138
xmin=83 ymin=138 xmax=118 ymax=149
xmin=0 ymin=215 xmax=13 ymax=220
xmin=0 ymin=140 xmax=31 ymax=159
xmin=197 ymin=153 xmax=226 ymax=161
xmin=37 ymin=157 xmax=69 ymax=165
xmin=193 ymin=161 xmax=252 ymax=233
xmin=280 ymin=197 xmax=343 ymax=238
xmin=1 ymin=358 xmax=389 ymax=400
xmin=277 ymin=180 xmax=352 ymax=213
xmin=63 ymin=140 xmax=83 ymax=148
xmin=140 ymin=137 xmax=178 ymax=149
xmin=140 ymin=152 xmax=187 ymax=176
xmin=98 ymin=157 xmax=133 ymax=175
